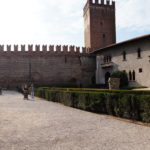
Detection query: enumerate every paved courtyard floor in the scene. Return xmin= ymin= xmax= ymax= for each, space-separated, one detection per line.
xmin=0 ymin=91 xmax=150 ymax=150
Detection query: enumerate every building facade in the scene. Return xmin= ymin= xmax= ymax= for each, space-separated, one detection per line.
xmin=83 ymin=0 xmax=150 ymax=88
xmin=0 ymin=0 xmax=149 ymax=88
xmin=95 ymin=35 xmax=150 ymax=87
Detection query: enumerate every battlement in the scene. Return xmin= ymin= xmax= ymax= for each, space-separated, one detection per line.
xmin=88 ymin=0 xmax=115 ymax=6
xmin=0 ymin=45 xmax=91 ymax=55
xmin=84 ymin=0 xmax=115 ymax=13
xmin=84 ymin=0 xmax=116 ymax=51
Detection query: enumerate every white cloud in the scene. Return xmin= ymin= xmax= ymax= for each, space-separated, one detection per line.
xmin=0 ymin=0 xmax=87 ymax=46
xmin=116 ymin=0 xmax=150 ymax=31
xmin=0 ymin=0 xmax=149 ymax=46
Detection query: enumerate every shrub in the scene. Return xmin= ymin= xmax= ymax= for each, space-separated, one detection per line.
xmin=88 ymin=93 xmax=107 ymax=113
xmin=35 ymin=87 xmax=150 ymax=123
xmin=111 ymin=70 xmax=128 ymax=88
xmin=138 ymin=95 xmax=150 ymax=123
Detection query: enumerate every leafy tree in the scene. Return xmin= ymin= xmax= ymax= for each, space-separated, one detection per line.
xmin=111 ymin=70 xmax=128 ymax=88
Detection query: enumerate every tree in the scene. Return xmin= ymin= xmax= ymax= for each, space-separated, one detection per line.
xmin=111 ymin=70 xmax=128 ymax=88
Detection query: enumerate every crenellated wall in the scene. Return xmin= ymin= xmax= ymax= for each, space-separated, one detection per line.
xmin=0 ymin=45 xmax=96 ymax=88
xmin=84 ymin=0 xmax=115 ymax=12
xmin=0 ymin=45 xmax=91 ymax=54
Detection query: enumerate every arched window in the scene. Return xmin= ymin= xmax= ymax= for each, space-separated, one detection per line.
xmin=106 ymin=56 xmax=109 ymax=62
xmin=104 ymin=56 xmax=107 ymax=63
xmin=108 ymin=56 xmax=112 ymax=62
xmin=104 ymin=55 xmax=112 ymax=63
xmin=129 ymin=71 xmax=132 ymax=81
xmin=123 ymin=51 xmax=126 ymax=61
xmin=132 ymin=70 xmax=135 ymax=81
xmin=137 ymin=48 xmax=141 ymax=58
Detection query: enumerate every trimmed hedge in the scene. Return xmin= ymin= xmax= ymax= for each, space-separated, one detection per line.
xmin=35 ymin=87 xmax=150 ymax=123
xmin=36 ymin=87 xmax=150 ymax=95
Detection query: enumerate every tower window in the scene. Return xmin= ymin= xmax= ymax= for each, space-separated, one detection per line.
xmin=123 ymin=51 xmax=126 ymax=61
xmin=100 ymin=22 xmax=103 ymax=26
xmin=137 ymin=48 xmax=141 ymax=58
xmin=102 ymin=34 xmax=106 ymax=38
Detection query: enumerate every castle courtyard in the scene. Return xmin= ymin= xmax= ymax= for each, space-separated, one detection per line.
xmin=0 ymin=91 xmax=150 ymax=150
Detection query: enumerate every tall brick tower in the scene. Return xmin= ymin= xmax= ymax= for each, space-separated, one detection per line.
xmin=84 ymin=0 xmax=116 ymax=52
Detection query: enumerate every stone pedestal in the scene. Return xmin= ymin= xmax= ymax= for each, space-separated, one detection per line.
xmin=108 ymin=77 xmax=120 ymax=89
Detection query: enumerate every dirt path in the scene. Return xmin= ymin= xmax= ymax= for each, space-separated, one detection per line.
xmin=0 ymin=91 xmax=150 ymax=150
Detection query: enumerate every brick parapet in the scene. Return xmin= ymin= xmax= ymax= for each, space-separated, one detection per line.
xmin=84 ymin=0 xmax=115 ymax=16
xmin=0 ymin=45 xmax=91 ymax=56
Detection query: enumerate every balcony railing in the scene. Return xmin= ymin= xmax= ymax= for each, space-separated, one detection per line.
xmin=101 ymin=62 xmax=114 ymax=68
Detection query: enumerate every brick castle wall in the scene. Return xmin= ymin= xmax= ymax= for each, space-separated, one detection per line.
xmin=0 ymin=45 xmax=96 ymax=88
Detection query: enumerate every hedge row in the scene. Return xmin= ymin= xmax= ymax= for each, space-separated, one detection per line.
xmin=36 ymin=87 xmax=150 ymax=95
xmin=35 ymin=88 xmax=150 ymax=123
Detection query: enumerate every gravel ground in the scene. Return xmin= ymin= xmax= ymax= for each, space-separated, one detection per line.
xmin=0 ymin=91 xmax=150 ymax=150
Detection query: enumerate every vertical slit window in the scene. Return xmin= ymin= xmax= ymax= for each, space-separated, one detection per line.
xmin=137 ymin=48 xmax=141 ymax=58
xmin=104 ymin=56 xmax=107 ymax=63
xmin=123 ymin=51 xmax=126 ymax=61
xmin=129 ymin=71 xmax=132 ymax=81
xmin=132 ymin=70 xmax=135 ymax=81
xmin=109 ymin=56 xmax=112 ymax=62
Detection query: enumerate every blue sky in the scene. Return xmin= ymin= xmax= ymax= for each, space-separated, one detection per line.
xmin=0 ymin=0 xmax=149 ymax=47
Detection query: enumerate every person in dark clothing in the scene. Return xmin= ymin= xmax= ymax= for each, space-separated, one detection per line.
xmin=30 ymin=84 xmax=35 ymax=100
xmin=0 ymin=87 xmax=2 ymax=95
xmin=22 ymin=84 xmax=29 ymax=100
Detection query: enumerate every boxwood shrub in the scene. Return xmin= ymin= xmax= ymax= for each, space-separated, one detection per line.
xmin=35 ymin=87 xmax=150 ymax=123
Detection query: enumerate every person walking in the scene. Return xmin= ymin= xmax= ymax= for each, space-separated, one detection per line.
xmin=22 ymin=84 xmax=29 ymax=100
xmin=30 ymin=84 xmax=35 ymax=100
xmin=0 ymin=87 xmax=2 ymax=95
